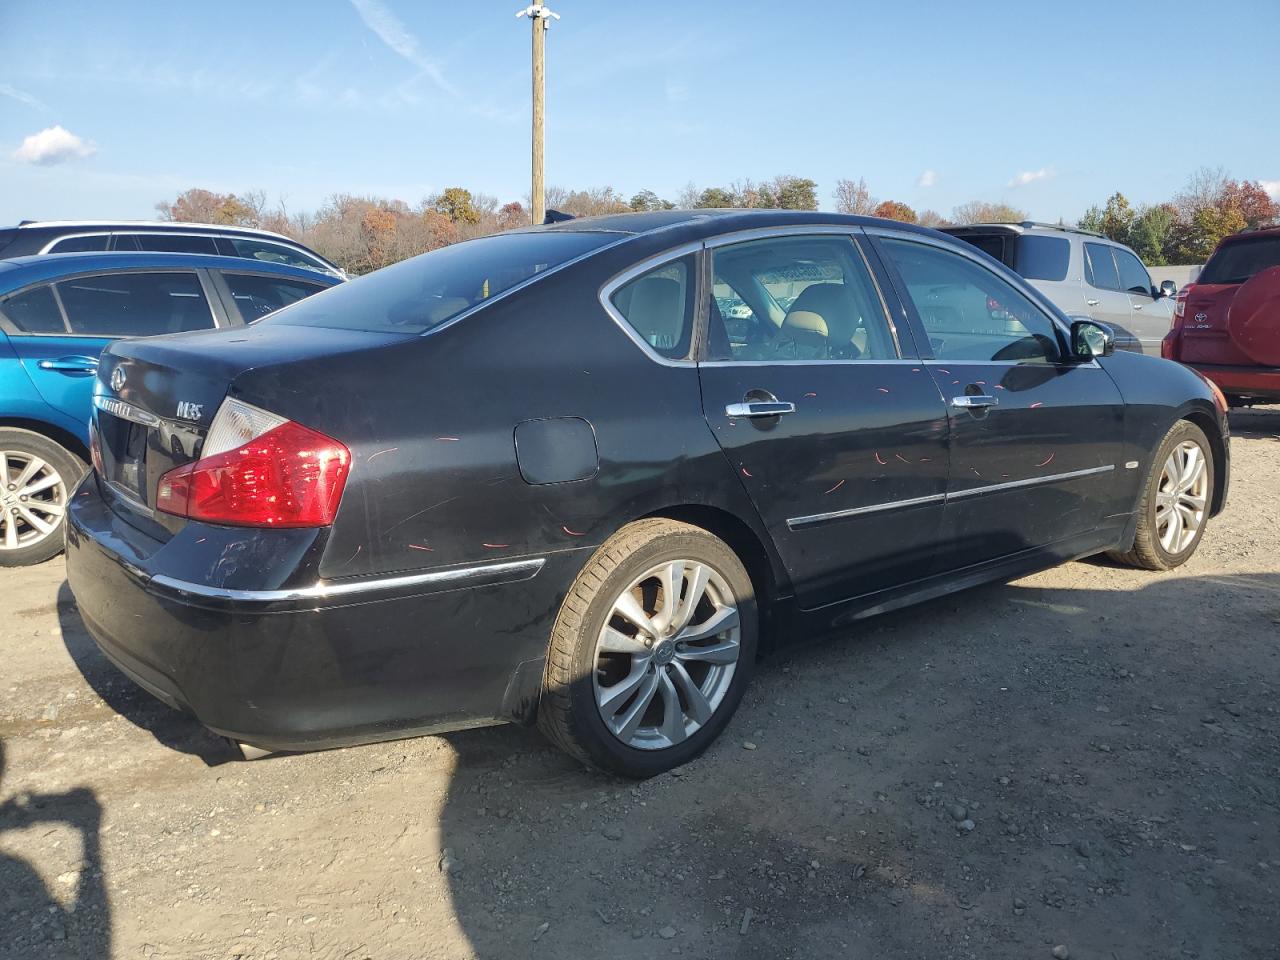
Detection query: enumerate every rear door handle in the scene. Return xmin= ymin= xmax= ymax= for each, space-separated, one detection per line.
xmin=1086 ymin=299 xmax=1100 ymax=307
xmin=725 ymin=401 xmax=796 ymax=418
xmin=951 ymin=395 xmax=998 ymax=409
xmin=37 ymin=356 xmax=99 ymax=373
xmin=1133 ymin=304 xmax=1143 ymax=310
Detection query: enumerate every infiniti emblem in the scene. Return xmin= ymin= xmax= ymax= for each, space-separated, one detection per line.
xmin=110 ymin=366 xmax=127 ymax=392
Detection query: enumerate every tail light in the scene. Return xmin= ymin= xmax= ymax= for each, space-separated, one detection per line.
xmin=1174 ymin=284 xmax=1193 ymax=319
xmin=156 ymin=398 xmax=350 ymax=528
xmin=1163 ymin=284 xmax=1194 ymax=360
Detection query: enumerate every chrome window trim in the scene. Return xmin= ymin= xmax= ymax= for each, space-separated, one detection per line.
xmin=39 ymin=230 xmax=343 ymax=276
xmin=411 ymin=232 xmax=636 ymax=341
xmin=865 ymin=226 xmax=1077 ymax=345
xmin=698 ymin=358 xmax=924 ymax=368
xmin=786 ymin=465 xmax=1115 ymax=530
xmin=150 ymin=557 xmax=546 ymax=604
xmin=597 ymin=240 xmax=703 ymax=368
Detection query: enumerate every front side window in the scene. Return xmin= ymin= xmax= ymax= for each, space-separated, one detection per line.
xmin=1114 ymin=248 xmax=1152 ymax=296
xmin=56 ymin=271 xmax=215 ymax=337
xmin=265 ymin=231 xmax=615 ymax=334
xmin=228 ymin=237 xmax=327 ymax=272
xmin=1015 ymin=235 xmax=1070 ymax=281
xmin=1084 ymin=243 xmax=1120 ymax=291
xmin=222 ymin=272 xmax=329 ymax=322
xmin=47 ymin=235 xmax=110 ymax=253
xmin=708 ymin=235 xmax=896 ymax=362
xmin=127 ymin=233 xmax=219 ymax=255
xmin=881 ymin=238 xmax=1061 ymax=363
xmin=609 ymin=256 xmax=694 ymax=359
xmin=0 ymin=285 xmax=65 ymax=334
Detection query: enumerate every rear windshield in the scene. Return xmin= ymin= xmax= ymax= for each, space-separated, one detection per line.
xmin=263 ymin=231 xmax=617 ymax=334
xmin=1199 ymin=235 xmax=1280 ymax=285
xmin=1015 ymin=235 xmax=1070 ymax=282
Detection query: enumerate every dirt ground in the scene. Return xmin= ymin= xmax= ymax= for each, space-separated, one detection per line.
xmin=2 ymin=408 xmax=1278 ymax=960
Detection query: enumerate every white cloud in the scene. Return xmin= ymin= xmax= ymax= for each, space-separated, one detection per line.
xmin=1262 ymin=180 xmax=1280 ymax=201
xmin=1008 ymin=168 xmax=1051 ymax=188
xmin=11 ymin=125 xmax=97 ymax=166
xmin=917 ymin=169 xmax=937 ymax=188
xmin=348 ymin=0 xmax=454 ymax=95
xmin=0 ymin=83 xmax=46 ymax=111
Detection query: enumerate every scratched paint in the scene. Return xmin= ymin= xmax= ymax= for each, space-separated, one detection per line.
xmin=481 ymin=542 xmax=510 ymax=549
xmin=407 ymin=543 xmax=434 ymax=551
xmin=823 ymin=479 xmax=846 ymax=495
xmin=876 ymin=387 xmax=891 ymax=394
xmin=1029 ymin=401 xmax=1044 ymax=409
xmin=874 ymin=452 xmax=888 ymax=465
xmin=894 ymin=454 xmax=910 ymax=464
xmin=802 ymin=392 xmax=818 ymax=398
xmin=561 ymin=525 xmax=586 ymax=537
xmin=741 ymin=467 xmax=753 ymax=478
xmin=1035 ymin=453 xmax=1056 ymax=467
xmin=367 ymin=447 xmax=399 ymax=463
xmin=435 ymin=437 xmax=461 ymax=442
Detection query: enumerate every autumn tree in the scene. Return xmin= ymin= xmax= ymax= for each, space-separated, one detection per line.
xmin=917 ymin=209 xmax=950 ymax=228
xmin=1098 ymin=192 xmax=1136 ymax=243
xmin=833 ymin=177 xmax=877 ymax=216
xmin=771 ymin=175 xmax=818 ymax=210
xmin=155 ymin=188 xmax=265 ymax=226
xmin=428 ymin=187 xmax=481 ymax=225
xmin=872 ymin=200 xmax=918 ymax=224
xmin=629 ymin=189 xmax=672 ymax=212
xmin=497 ymin=201 xmax=527 ymax=230
xmin=1221 ymin=179 xmax=1278 ymax=228
xmin=951 ymin=200 xmax=1028 ymax=225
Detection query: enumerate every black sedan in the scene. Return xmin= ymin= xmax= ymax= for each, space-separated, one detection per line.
xmin=65 ymin=210 xmax=1229 ymax=777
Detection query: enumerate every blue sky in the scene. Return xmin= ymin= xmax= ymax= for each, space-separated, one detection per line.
xmin=2 ymin=0 xmax=1278 ymax=225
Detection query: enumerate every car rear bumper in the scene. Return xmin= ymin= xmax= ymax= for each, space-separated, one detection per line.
xmin=1189 ymin=363 xmax=1280 ymax=401
xmin=65 ymin=476 xmax=583 ymax=752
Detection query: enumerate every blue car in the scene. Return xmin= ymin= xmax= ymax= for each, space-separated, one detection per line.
xmin=0 ymin=252 xmax=340 ymax=565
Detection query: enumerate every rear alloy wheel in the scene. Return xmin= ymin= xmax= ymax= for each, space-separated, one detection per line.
xmin=539 ymin=519 xmax=757 ymax=777
xmin=0 ymin=428 xmax=86 ymax=567
xmin=1109 ymin=420 xmax=1214 ymax=571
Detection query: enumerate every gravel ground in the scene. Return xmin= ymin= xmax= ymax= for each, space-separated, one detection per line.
xmin=2 ymin=408 xmax=1278 ymax=960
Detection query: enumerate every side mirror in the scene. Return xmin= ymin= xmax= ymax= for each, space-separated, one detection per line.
xmin=1071 ymin=319 xmax=1114 ymax=359
xmin=1158 ymin=279 xmax=1178 ymax=299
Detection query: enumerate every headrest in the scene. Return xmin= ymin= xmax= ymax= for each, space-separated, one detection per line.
xmin=626 ymin=276 xmax=683 ymax=349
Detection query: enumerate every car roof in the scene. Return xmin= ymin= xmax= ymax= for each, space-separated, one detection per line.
xmin=945 ymin=221 xmax=1107 ymax=240
xmin=6 ymin=219 xmax=301 ymax=244
xmin=530 ymin=208 xmax=948 ymax=241
xmin=0 ymin=252 xmax=341 ymax=290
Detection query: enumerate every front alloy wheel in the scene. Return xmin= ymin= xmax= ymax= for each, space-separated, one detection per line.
xmin=540 ymin=519 xmax=757 ymax=778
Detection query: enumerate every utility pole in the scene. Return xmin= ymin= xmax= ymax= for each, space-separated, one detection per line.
xmin=516 ymin=3 xmax=559 ymax=225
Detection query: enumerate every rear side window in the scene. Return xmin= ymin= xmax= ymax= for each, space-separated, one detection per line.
xmin=0 ymin=285 xmax=66 ymax=334
xmin=1199 ymin=235 xmax=1280 ymax=285
xmin=953 ymin=233 xmax=1012 ymax=266
xmin=227 ymin=237 xmax=327 ymax=272
xmin=610 ymin=256 xmax=694 ymax=359
xmin=1084 ymin=243 xmax=1120 ymax=290
xmin=1015 ymin=235 xmax=1070 ymax=281
xmin=264 ymin=231 xmax=616 ymax=334
xmin=126 ymin=233 xmax=219 ymax=255
xmin=47 ymin=235 xmax=110 ymax=253
xmin=1114 ymin=248 xmax=1152 ymax=295
xmin=222 ymin=272 xmax=328 ymax=322
xmin=56 ymin=271 xmax=215 ymax=337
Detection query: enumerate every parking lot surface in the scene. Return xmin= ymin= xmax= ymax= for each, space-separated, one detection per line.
xmin=2 ymin=409 xmax=1278 ymax=960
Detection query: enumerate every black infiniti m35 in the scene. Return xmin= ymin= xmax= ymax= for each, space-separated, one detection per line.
xmin=67 ymin=210 xmax=1229 ymax=777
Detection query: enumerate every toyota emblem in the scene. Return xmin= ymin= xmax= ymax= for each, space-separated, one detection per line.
xmin=110 ymin=366 xmax=127 ymax=392
xmin=1194 ymin=313 xmax=1208 ymax=323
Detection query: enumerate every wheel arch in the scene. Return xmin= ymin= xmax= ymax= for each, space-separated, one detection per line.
xmin=1180 ymin=408 xmax=1227 ymax=516
xmin=0 ymin=417 xmax=90 ymax=463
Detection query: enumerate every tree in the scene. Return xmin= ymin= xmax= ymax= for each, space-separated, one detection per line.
xmin=696 ymin=186 xmax=736 ymax=208
xmin=872 ymin=200 xmax=918 ymax=223
xmin=1174 ymin=166 xmax=1230 ymax=221
xmin=1077 ymin=205 xmax=1104 ymax=234
xmin=629 ymin=189 xmax=671 ymax=212
xmin=1171 ymin=204 xmax=1247 ymax=263
xmin=1098 ymin=192 xmax=1136 ymax=244
xmin=429 ymin=187 xmax=481 ymax=225
xmin=771 ymin=175 xmax=818 ymax=211
xmin=1221 ymin=179 xmax=1278 ymax=228
xmin=951 ymin=200 xmax=1027 ymax=225
xmin=497 ymin=201 xmax=527 ymax=230
xmin=155 ymin=188 xmax=264 ymax=226
xmin=833 ymin=177 xmax=877 ymax=216
xmin=1127 ymin=203 xmax=1178 ymax=266
xmin=916 ymin=209 xmax=950 ymax=228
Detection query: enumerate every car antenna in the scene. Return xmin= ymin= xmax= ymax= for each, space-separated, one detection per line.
xmin=543 ymin=209 xmax=575 ymax=224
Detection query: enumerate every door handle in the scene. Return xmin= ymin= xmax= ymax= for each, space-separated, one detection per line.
xmin=1133 ymin=304 xmax=1143 ymax=310
xmin=725 ymin=401 xmax=796 ymax=418
xmin=1086 ymin=299 xmax=1100 ymax=307
xmin=951 ymin=394 xmax=999 ymax=409
xmin=37 ymin=356 xmax=99 ymax=373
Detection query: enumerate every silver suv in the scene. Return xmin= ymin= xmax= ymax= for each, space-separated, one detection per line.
xmin=943 ymin=222 xmax=1178 ymax=355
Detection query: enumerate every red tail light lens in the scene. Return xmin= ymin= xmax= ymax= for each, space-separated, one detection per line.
xmin=157 ymin=408 xmax=350 ymax=528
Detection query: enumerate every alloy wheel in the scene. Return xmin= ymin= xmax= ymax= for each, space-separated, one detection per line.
xmin=593 ymin=559 xmax=741 ymax=751
xmin=0 ymin=451 xmax=68 ymax=552
xmin=1155 ymin=440 xmax=1208 ymax=555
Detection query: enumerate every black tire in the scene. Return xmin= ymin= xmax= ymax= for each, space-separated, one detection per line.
xmin=0 ymin=427 xmax=87 ymax=567
xmin=538 ymin=518 xmax=758 ymax=778
xmin=1108 ymin=420 xmax=1214 ymax=571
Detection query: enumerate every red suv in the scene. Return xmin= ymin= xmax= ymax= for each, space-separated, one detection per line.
xmin=1164 ymin=226 xmax=1280 ymax=405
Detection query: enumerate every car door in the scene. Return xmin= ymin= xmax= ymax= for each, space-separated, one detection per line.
xmin=4 ymin=269 xmax=222 ymax=429
xmin=872 ymin=231 xmax=1125 ymax=573
xmin=1082 ymin=242 xmax=1142 ymax=350
xmin=693 ymin=230 xmax=950 ymax=609
xmin=1113 ymin=246 xmax=1173 ymax=355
